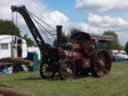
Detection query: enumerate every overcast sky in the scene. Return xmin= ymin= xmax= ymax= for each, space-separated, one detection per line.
xmin=0 ymin=0 xmax=128 ymax=46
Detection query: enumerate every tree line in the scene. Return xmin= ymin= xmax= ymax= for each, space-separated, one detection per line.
xmin=0 ymin=19 xmax=128 ymax=51
xmin=0 ymin=20 xmax=34 ymax=47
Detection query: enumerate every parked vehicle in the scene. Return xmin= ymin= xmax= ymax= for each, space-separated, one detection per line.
xmin=112 ymin=50 xmax=128 ymax=61
xmin=118 ymin=51 xmax=128 ymax=60
xmin=11 ymin=5 xmax=113 ymax=79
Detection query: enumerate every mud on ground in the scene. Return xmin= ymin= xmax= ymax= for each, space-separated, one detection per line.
xmin=0 ymin=87 xmax=32 ymax=96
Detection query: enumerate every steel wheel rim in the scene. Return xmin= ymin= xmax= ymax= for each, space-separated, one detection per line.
xmin=40 ymin=63 xmax=54 ymax=79
xmin=60 ymin=61 xmax=73 ymax=80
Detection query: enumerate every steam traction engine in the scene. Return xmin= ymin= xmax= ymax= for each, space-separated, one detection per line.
xmin=11 ymin=5 xmax=113 ymax=79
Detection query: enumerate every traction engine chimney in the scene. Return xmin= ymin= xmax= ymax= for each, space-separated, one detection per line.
xmin=56 ymin=25 xmax=62 ymax=46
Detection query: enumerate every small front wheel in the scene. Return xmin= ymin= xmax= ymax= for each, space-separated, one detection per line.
xmin=59 ymin=59 xmax=74 ymax=80
xmin=40 ymin=62 xmax=55 ymax=79
xmin=92 ymin=50 xmax=112 ymax=77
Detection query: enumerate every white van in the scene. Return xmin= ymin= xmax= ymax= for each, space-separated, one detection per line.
xmin=112 ymin=50 xmax=128 ymax=60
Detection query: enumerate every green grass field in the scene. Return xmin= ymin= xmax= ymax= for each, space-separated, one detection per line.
xmin=0 ymin=62 xmax=128 ymax=96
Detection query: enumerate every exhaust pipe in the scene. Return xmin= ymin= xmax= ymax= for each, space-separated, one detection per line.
xmin=56 ymin=25 xmax=62 ymax=46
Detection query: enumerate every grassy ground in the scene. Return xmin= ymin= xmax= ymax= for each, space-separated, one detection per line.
xmin=0 ymin=62 xmax=128 ymax=96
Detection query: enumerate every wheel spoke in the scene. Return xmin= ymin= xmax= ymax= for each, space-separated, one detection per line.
xmin=59 ymin=60 xmax=73 ymax=80
xmin=40 ymin=63 xmax=55 ymax=79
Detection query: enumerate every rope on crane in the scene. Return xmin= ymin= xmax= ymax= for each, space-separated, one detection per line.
xmin=30 ymin=14 xmax=56 ymax=38
xmin=27 ymin=10 xmax=57 ymax=44
xmin=11 ymin=8 xmax=57 ymax=45
xmin=30 ymin=11 xmax=56 ymax=36
xmin=30 ymin=15 xmax=53 ymax=44
xmin=27 ymin=10 xmax=56 ymax=32
xmin=11 ymin=12 xmax=17 ymax=45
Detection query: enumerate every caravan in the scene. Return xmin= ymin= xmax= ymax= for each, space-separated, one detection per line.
xmin=0 ymin=35 xmax=27 ymax=59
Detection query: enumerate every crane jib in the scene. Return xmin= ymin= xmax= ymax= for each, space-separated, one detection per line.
xmin=11 ymin=5 xmax=47 ymax=53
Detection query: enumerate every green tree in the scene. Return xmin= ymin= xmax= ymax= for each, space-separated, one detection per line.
xmin=23 ymin=34 xmax=34 ymax=47
xmin=0 ymin=20 xmax=35 ymax=46
xmin=0 ymin=20 xmax=21 ymax=36
xmin=125 ymin=41 xmax=128 ymax=52
xmin=70 ymin=28 xmax=82 ymax=34
xmin=103 ymin=31 xmax=122 ymax=49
